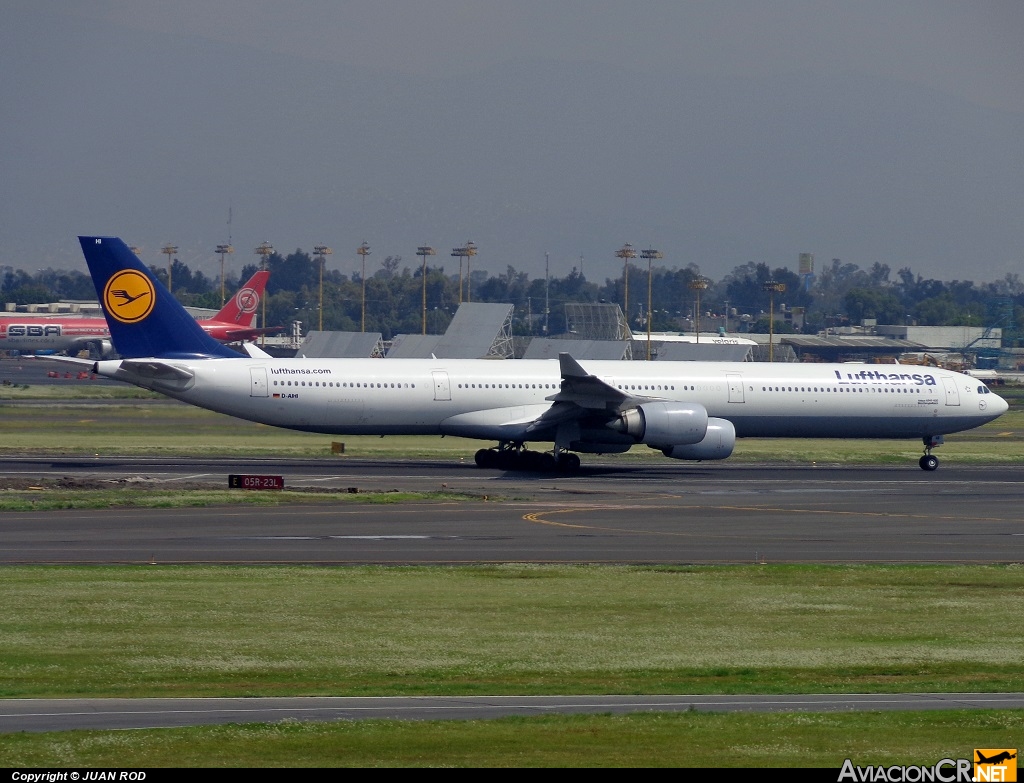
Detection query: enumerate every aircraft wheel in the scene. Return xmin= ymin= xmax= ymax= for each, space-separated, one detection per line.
xmin=520 ymin=451 xmax=543 ymax=471
xmin=539 ymin=453 xmax=557 ymax=472
xmin=919 ymin=454 xmax=939 ymax=471
xmin=475 ymin=448 xmax=496 ymax=468
xmin=497 ymin=451 xmax=520 ymax=471
xmin=558 ymin=453 xmax=581 ymax=472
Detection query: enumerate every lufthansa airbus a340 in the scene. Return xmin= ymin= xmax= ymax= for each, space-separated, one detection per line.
xmin=66 ymin=236 xmax=1007 ymax=472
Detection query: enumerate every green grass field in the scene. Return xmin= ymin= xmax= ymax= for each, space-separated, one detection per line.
xmin=0 ymin=565 xmax=1022 ymax=766
xmin=0 ymin=398 xmax=1021 ymax=463
xmin=3 ymin=710 xmax=1022 ymax=767
xmin=2 ymin=565 xmax=1021 ymax=699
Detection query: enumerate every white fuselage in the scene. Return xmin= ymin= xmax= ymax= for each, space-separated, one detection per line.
xmin=96 ymin=357 xmax=1007 ymax=443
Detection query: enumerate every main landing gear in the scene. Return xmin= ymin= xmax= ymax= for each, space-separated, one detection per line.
xmin=474 ymin=443 xmax=581 ymax=473
xmin=919 ymin=435 xmax=943 ymax=471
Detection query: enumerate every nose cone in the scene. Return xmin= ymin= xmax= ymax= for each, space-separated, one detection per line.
xmin=991 ymin=391 xmax=1010 ymax=416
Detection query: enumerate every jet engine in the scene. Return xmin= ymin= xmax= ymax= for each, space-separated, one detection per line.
xmin=87 ymin=339 xmax=116 ymax=360
xmin=610 ymin=401 xmax=708 ymax=447
xmin=661 ymin=417 xmax=736 ymax=460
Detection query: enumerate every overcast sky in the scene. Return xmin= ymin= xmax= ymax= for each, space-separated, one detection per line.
xmin=2 ymin=0 xmax=1022 ymax=285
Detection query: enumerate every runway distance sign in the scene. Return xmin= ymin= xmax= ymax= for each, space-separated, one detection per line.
xmin=228 ymin=474 xmax=284 ymax=490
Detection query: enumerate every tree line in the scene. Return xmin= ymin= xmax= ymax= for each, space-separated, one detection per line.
xmin=3 ymin=253 xmax=1023 ymax=345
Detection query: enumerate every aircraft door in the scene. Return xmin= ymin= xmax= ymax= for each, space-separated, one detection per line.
xmin=941 ymin=376 xmax=960 ymax=406
xmin=726 ymin=373 xmax=745 ymax=403
xmin=432 ymin=370 xmax=451 ymax=401
xmin=250 ymin=367 xmax=269 ymax=397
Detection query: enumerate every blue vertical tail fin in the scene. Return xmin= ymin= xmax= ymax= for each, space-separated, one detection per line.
xmin=78 ymin=236 xmax=240 ymax=359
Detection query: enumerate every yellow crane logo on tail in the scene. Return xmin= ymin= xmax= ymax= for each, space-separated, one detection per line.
xmin=103 ymin=270 xmax=155 ymax=324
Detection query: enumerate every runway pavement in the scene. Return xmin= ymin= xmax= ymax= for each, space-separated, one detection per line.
xmin=0 ymin=356 xmax=115 ymax=386
xmin=1 ymin=457 xmax=1022 ymax=563
xmin=4 ymin=693 xmax=1024 ymax=733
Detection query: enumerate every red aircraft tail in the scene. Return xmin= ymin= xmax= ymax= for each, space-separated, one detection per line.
xmin=212 ymin=270 xmax=269 ymax=326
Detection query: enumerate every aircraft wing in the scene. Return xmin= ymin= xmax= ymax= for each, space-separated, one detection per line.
xmin=546 ymin=353 xmax=630 ymax=410
xmin=442 ymin=353 xmax=655 ymax=441
xmin=525 ymin=353 xmax=650 ymax=434
xmin=241 ymin=342 xmax=273 ymax=359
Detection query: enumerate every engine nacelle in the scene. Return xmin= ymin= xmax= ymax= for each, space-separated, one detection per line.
xmin=87 ymin=339 xmax=116 ymax=360
xmin=610 ymin=401 xmax=708 ymax=447
xmin=661 ymin=417 xmax=736 ymax=461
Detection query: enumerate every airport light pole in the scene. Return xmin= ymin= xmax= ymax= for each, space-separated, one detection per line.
xmin=640 ymin=247 xmax=663 ymax=360
xmin=161 ymin=243 xmax=178 ymax=294
xmin=416 ymin=246 xmax=436 ymax=334
xmin=544 ymin=252 xmax=550 ymax=336
xmin=357 ymin=241 xmax=371 ymax=332
xmin=129 ymin=245 xmax=144 ymax=272
xmin=761 ymin=279 xmax=786 ymax=362
xmin=688 ymin=276 xmax=709 ymax=344
xmin=313 ymin=245 xmax=332 ymax=331
xmin=451 ymin=241 xmax=477 ymax=303
xmin=615 ymin=243 xmax=636 ymax=328
xmin=216 ymin=243 xmax=234 ymax=306
xmin=451 ymin=243 xmax=471 ymax=304
xmin=464 ymin=241 xmax=477 ymax=302
xmin=451 ymin=246 xmax=465 ymax=304
xmin=254 ymin=241 xmax=274 ymax=344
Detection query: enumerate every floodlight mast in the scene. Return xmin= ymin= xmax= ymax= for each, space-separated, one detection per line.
xmin=451 ymin=242 xmax=477 ymax=303
xmin=615 ymin=243 xmax=636 ymax=328
xmin=761 ymin=279 xmax=786 ymax=362
xmin=357 ymin=241 xmax=371 ymax=332
xmin=688 ymin=276 xmax=709 ymax=344
xmin=640 ymin=247 xmax=663 ymax=360
xmin=544 ymin=252 xmax=550 ymax=336
xmin=451 ymin=246 xmax=465 ymax=304
xmin=216 ymin=243 xmax=234 ymax=305
xmin=313 ymin=245 xmax=333 ymax=331
xmin=466 ymin=242 xmax=477 ymax=302
xmin=417 ymin=246 xmax=437 ymax=334
xmin=161 ymin=243 xmax=178 ymax=294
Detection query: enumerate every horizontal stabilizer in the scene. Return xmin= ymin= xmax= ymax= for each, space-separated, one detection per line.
xmin=120 ymin=360 xmax=195 ymax=382
xmin=93 ymin=358 xmax=195 ymax=392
